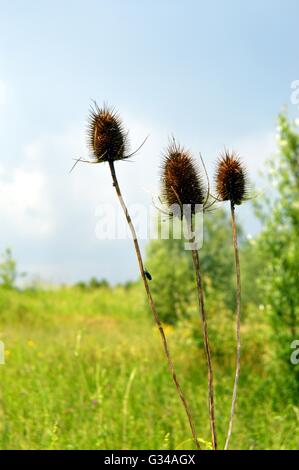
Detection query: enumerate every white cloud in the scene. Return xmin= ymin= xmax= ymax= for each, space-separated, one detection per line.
xmin=0 ymin=118 xmax=277 ymax=282
xmin=0 ymin=166 xmax=53 ymax=237
xmin=0 ymin=125 xmax=89 ymax=242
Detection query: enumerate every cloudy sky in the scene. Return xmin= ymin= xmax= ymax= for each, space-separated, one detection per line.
xmin=0 ymin=0 xmax=298 ymax=284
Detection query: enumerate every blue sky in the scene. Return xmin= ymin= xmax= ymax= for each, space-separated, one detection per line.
xmin=0 ymin=0 xmax=298 ymax=284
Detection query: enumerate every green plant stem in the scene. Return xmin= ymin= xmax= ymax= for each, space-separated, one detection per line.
xmin=224 ymin=202 xmax=241 ymax=450
xmin=187 ymin=218 xmax=217 ymax=450
xmin=108 ymin=161 xmax=200 ymax=450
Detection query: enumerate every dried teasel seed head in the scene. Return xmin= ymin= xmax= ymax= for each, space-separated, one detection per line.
xmin=215 ymin=150 xmax=248 ymax=206
xmin=161 ymin=140 xmax=205 ymax=218
xmin=87 ymin=103 xmax=128 ymax=163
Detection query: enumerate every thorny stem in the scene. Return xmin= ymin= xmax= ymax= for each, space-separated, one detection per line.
xmin=108 ymin=161 xmax=201 ymax=451
xmin=187 ymin=217 xmax=217 ymax=450
xmin=224 ymin=202 xmax=241 ymax=450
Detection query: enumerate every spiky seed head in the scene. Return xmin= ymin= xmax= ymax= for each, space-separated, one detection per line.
xmin=87 ymin=103 xmax=128 ymax=162
xmin=215 ymin=150 xmax=248 ymax=205
xmin=161 ymin=141 xmax=205 ymax=217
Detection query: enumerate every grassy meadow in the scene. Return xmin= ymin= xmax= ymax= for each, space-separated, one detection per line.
xmin=0 ymin=284 xmax=297 ymax=450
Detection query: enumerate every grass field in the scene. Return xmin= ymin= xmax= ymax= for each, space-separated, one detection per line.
xmin=0 ymin=285 xmax=298 ymax=450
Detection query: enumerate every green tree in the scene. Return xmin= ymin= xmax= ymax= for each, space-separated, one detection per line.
xmin=145 ymin=209 xmax=246 ymax=323
xmin=146 ymin=221 xmax=194 ymax=324
xmin=0 ymin=248 xmax=18 ymax=289
xmin=257 ymin=114 xmax=299 ymax=338
xmin=256 ymin=113 xmax=299 ymax=396
xmin=200 ymin=209 xmax=239 ymax=309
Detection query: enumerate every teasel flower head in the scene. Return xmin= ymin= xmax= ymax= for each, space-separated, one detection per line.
xmin=161 ymin=140 xmax=206 ymax=218
xmin=215 ymin=150 xmax=248 ymax=206
xmin=87 ymin=103 xmax=128 ymax=163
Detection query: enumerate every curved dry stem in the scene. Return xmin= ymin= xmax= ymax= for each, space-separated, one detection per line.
xmin=69 ymin=157 xmax=101 ymax=174
xmin=224 ymin=202 xmax=241 ymax=450
xmin=123 ymin=135 xmax=149 ymax=159
xmin=199 ymin=152 xmax=210 ymax=208
xmin=108 ymin=161 xmax=201 ymax=451
xmin=187 ymin=218 xmax=217 ymax=450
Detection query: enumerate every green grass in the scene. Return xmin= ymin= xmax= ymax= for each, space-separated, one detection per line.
xmin=0 ymin=285 xmax=298 ymax=450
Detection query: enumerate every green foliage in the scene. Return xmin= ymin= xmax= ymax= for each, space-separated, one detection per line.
xmin=0 ymin=248 xmax=18 ymax=289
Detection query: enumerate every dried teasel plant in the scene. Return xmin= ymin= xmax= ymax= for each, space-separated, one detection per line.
xmin=77 ymin=103 xmax=201 ymax=450
xmin=215 ymin=150 xmax=248 ymax=450
xmin=162 ymin=142 xmax=205 ymax=216
xmin=87 ymin=103 xmax=129 ymax=162
xmin=161 ymin=140 xmax=217 ymax=450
